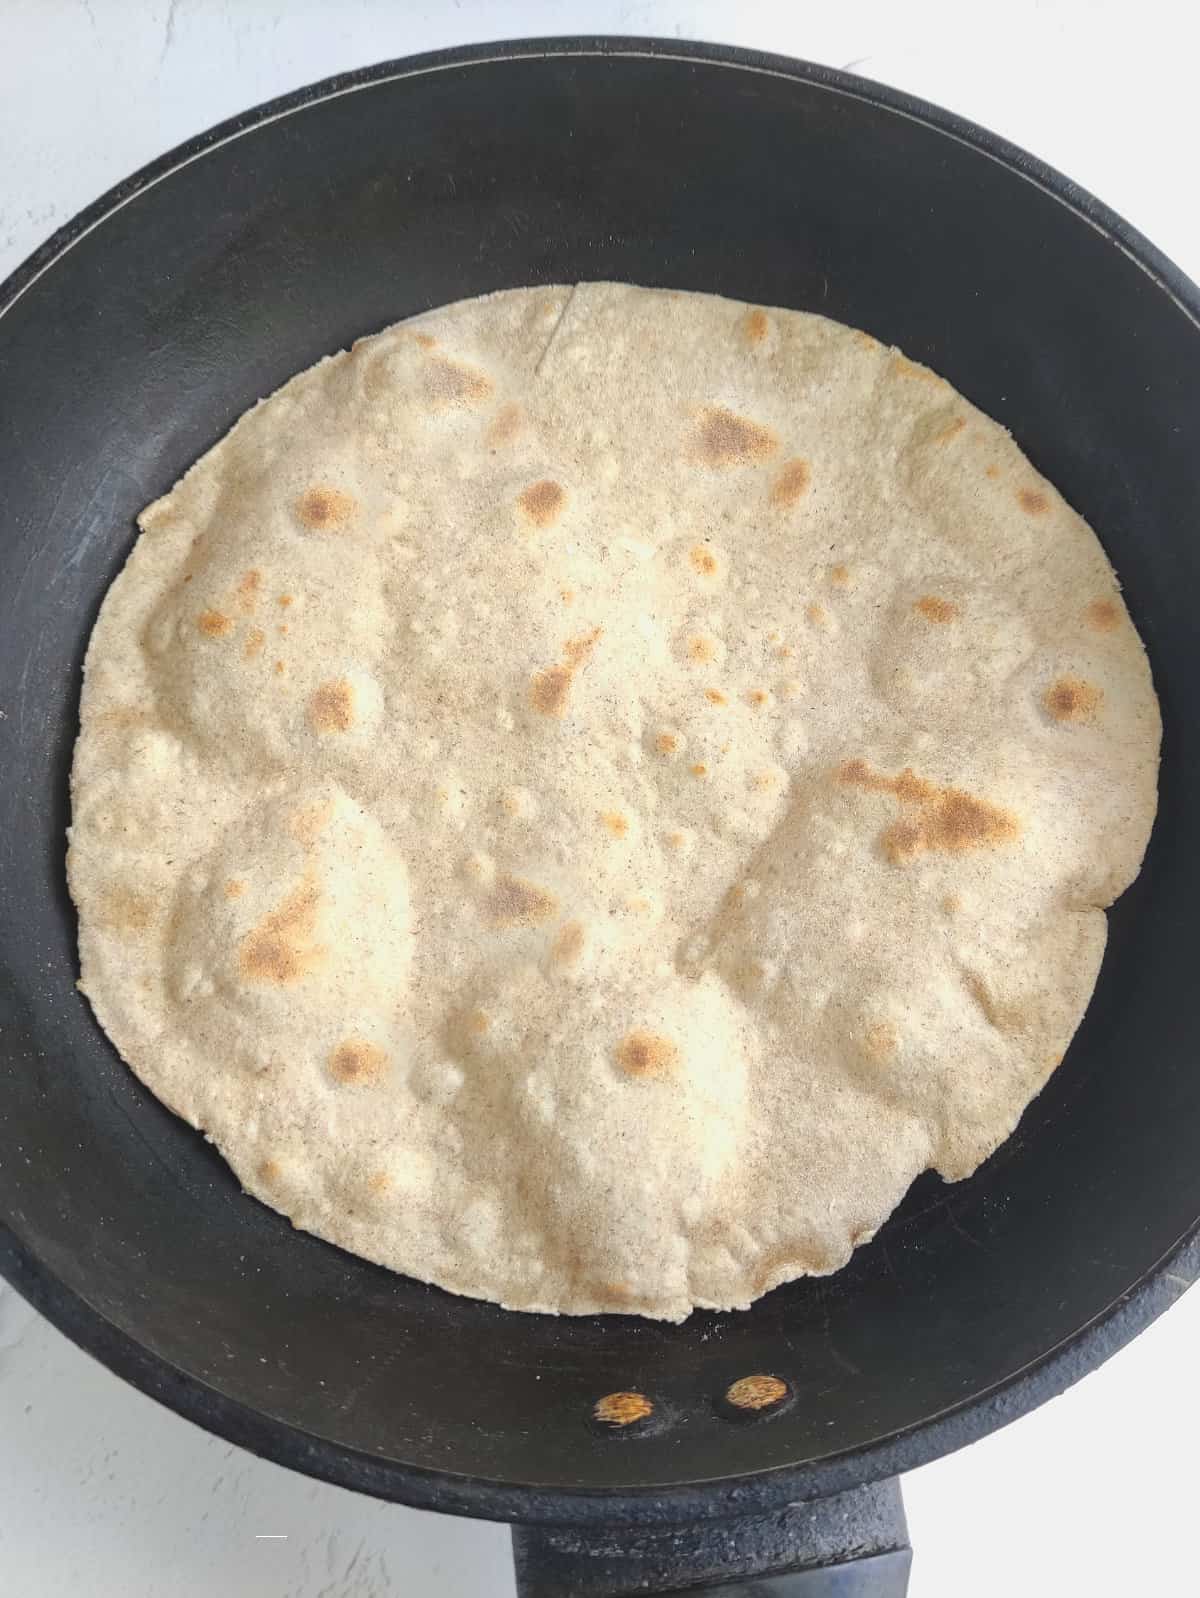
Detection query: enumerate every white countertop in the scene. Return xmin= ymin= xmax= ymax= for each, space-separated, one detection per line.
xmin=3 ymin=3 xmax=1197 ymax=1594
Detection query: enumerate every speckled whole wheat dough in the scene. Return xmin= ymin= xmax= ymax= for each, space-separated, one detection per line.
xmin=68 ymin=283 xmax=1160 ymax=1321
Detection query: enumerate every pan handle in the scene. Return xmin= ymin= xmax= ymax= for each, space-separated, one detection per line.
xmin=510 ymin=1477 xmax=911 ymax=1596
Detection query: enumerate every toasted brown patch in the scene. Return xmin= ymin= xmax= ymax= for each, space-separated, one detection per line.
xmin=864 ymin=1021 xmax=899 ymax=1062
xmin=424 ymin=353 xmax=493 ymax=410
xmin=805 ymin=602 xmax=829 ymax=627
xmin=197 ymin=608 xmax=234 ymax=638
xmin=839 ymin=759 xmax=1018 ymax=864
xmin=829 ymin=564 xmax=851 ymax=587
xmin=932 ymin=416 xmax=967 ymax=446
xmin=296 ymin=486 xmax=356 ymax=531
xmin=690 ymin=762 xmax=709 ymax=778
xmin=1017 ymin=486 xmax=1050 ymax=516
xmin=1043 ymin=675 xmax=1103 ymax=723
xmin=746 ymin=688 xmax=771 ymax=708
xmin=914 ymin=595 xmax=959 ymax=623
xmin=751 ymin=769 xmax=781 ymax=792
xmin=224 ymin=879 xmax=246 ymax=900
xmin=985 ymin=463 xmax=1001 ymax=480
xmin=726 ymin=1374 xmax=788 ymax=1411
xmin=770 ymin=457 xmax=811 ymax=508
xmin=288 ymin=799 xmax=335 ymax=847
xmin=239 ymin=874 xmax=325 ymax=985
xmin=465 ymin=1009 xmax=490 ymax=1035
xmin=413 ymin=332 xmax=437 ymax=349
xmin=705 ymin=687 xmax=729 ymax=706
xmin=655 ymin=731 xmax=680 ymax=755
xmin=307 ymin=678 xmax=354 ymax=733
xmin=665 ymin=830 xmax=691 ymax=851
xmin=891 ymin=352 xmax=942 ymax=385
xmin=486 ymin=402 xmax=523 ymax=448
xmin=517 ymin=478 xmax=567 ymax=529
xmin=367 ymin=1171 xmax=392 ymax=1194
xmin=689 ymin=544 xmax=720 ymax=577
xmin=550 ymin=920 xmax=587 ymax=969
xmin=688 ymin=634 xmax=719 ymax=665
xmin=274 ymin=660 xmax=286 ymax=676
xmin=942 ymin=893 xmax=962 ymax=915
xmin=616 ymin=1029 xmax=680 ymax=1079
xmin=563 ymin=627 xmax=601 ymax=668
xmin=278 ymin=594 xmax=294 ymax=608
xmin=487 ymin=873 xmax=559 ymax=927
xmin=601 ymin=811 xmax=630 ymax=838
xmin=530 ymin=663 xmax=573 ymax=718
xmin=236 ymin=569 xmax=262 ymax=613
xmin=243 ymin=626 xmax=266 ymax=659
xmin=329 ymin=1038 xmax=388 ymax=1085
xmin=694 ymin=406 xmax=778 ymax=468
xmin=101 ymin=888 xmax=154 ymax=934
xmin=258 ymin=1158 xmax=282 ymax=1183
xmin=594 ymin=1391 xmax=654 ymax=1427
xmin=741 ymin=307 xmax=770 ymax=344
xmin=1085 ymin=598 xmax=1121 ymax=633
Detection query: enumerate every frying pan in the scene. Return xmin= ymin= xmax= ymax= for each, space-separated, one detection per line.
xmin=2 ymin=36 xmax=1198 ymax=1597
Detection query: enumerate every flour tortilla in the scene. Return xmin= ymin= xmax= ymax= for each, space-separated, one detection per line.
xmin=68 ymin=284 xmax=1160 ymax=1321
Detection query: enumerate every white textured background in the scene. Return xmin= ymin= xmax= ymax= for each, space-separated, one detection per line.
xmin=2 ymin=3 xmax=1198 ymax=1594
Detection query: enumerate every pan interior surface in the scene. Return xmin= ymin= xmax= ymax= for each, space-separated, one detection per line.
xmin=1 ymin=42 xmax=1198 ymax=1515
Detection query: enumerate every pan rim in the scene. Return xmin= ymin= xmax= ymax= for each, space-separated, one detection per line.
xmin=2 ymin=33 xmax=1197 ymax=1527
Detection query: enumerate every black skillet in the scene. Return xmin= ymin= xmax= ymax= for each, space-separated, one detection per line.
xmin=2 ymin=37 xmax=1199 ymax=1597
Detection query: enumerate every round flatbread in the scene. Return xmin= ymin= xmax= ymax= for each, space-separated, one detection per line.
xmin=68 ymin=283 xmax=1160 ymax=1320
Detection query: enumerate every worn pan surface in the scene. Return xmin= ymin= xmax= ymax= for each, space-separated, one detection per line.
xmin=1 ymin=38 xmax=1199 ymax=1530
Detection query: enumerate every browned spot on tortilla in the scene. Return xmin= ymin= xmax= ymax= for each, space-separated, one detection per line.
xmin=705 ymin=687 xmax=728 ymax=706
xmin=329 ymin=1038 xmax=388 ymax=1085
xmin=594 ymin=1391 xmax=653 ymax=1426
xmin=243 ymin=626 xmax=266 ymax=659
xmin=413 ymin=331 xmax=437 ymax=349
xmin=838 ymin=759 xmax=1018 ymax=864
xmin=690 ymin=762 xmax=709 ymax=778
xmin=1085 ymin=598 xmax=1121 ymax=633
xmin=770 ymin=457 xmax=811 ymax=507
xmin=932 ymin=416 xmax=967 ymax=445
xmin=1018 ymin=486 xmax=1050 ymax=516
xmin=1043 ymin=675 xmax=1103 ymax=723
xmin=197 ymin=608 xmax=234 ymax=638
xmin=258 ymin=1158 xmax=282 ymax=1183
xmin=517 ymin=478 xmax=567 ymax=529
xmin=985 ymin=463 xmax=1001 ymax=480
xmin=914 ymin=595 xmax=959 ymax=623
xmin=367 ymin=1171 xmax=392 ymax=1194
xmin=296 ymin=486 xmax=356 ymax=531
xmin=236 ymin=569 xmax=262 ymax=612
xmin=562 ymin=627 xmax=601 ymax=669
xmin=805 ymin=602 xmax=829 ymax=627
xmin=942 ymin=893 xmax=962 ymax=915
xmin=601 ymin=811 xmax=630 ymax=838
xmin=224 ymin=879 xmax=246 ymax=900
xmin=689 ymin=545 xmax=720 ymax=576
xmin=742 ymin=307 xmax=770 ymax=344
xmin=751 ymin=769 xmax=781 ymax=792
xmin=665 ymin=830 xmax=691 ymax=851
xmin=777 ymin=644 xmax=795 ymax=660
xmin=726 ymin=1374 xmax=788 ymax=1411
xmin=830 ymin=564 xmax=851 ymax=587
xmin=854 ymin=329 xmax=880 ymax=350
xmin=530 ymin=664 xmax=573 ymax=717
xmin=655 ymin=730 xmax=680 ymax=754
xmin=864 ymin=1021 xmax=898 ymax=1062
xmin=278 ymin=594 xmax=294 ymax=608
xmin=465 ymin=1009 xmax=490 ymax=1035
xmin=307 ymin=678 xmax=354 ymax=733
xmin=239 ymin=874 xmax=325 ymax=985
xmin=486 ymin=402 xmax=523 ymax=448
xmin=487 ymin=873 xmax=559 ymax=926
xmin=550 ymin=919 xmax=586 ymax=969
xmin=688 ymin=634 xmax=719 ymax=665
xmin=615 ymin=1029 xmax=680 ymax=1079
xmin=274 ymin=660 xmax=286 ymax=676
xmin=101 ymin=888 xmax=154 ymax=934
xmin=891 ymin=352 xmax=942 ymax=385
xmin=288 ymin=799 xmax=335 ymax=847
xmin=278 ymin=624 xmax=289 ymax=636
xmin=424 ymin=353 xmax=492 ymax=410
xmin=694 ymin=406 xmax=778 ymax=468
xmin=746 ymin=688 xmax=771 ymax=708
